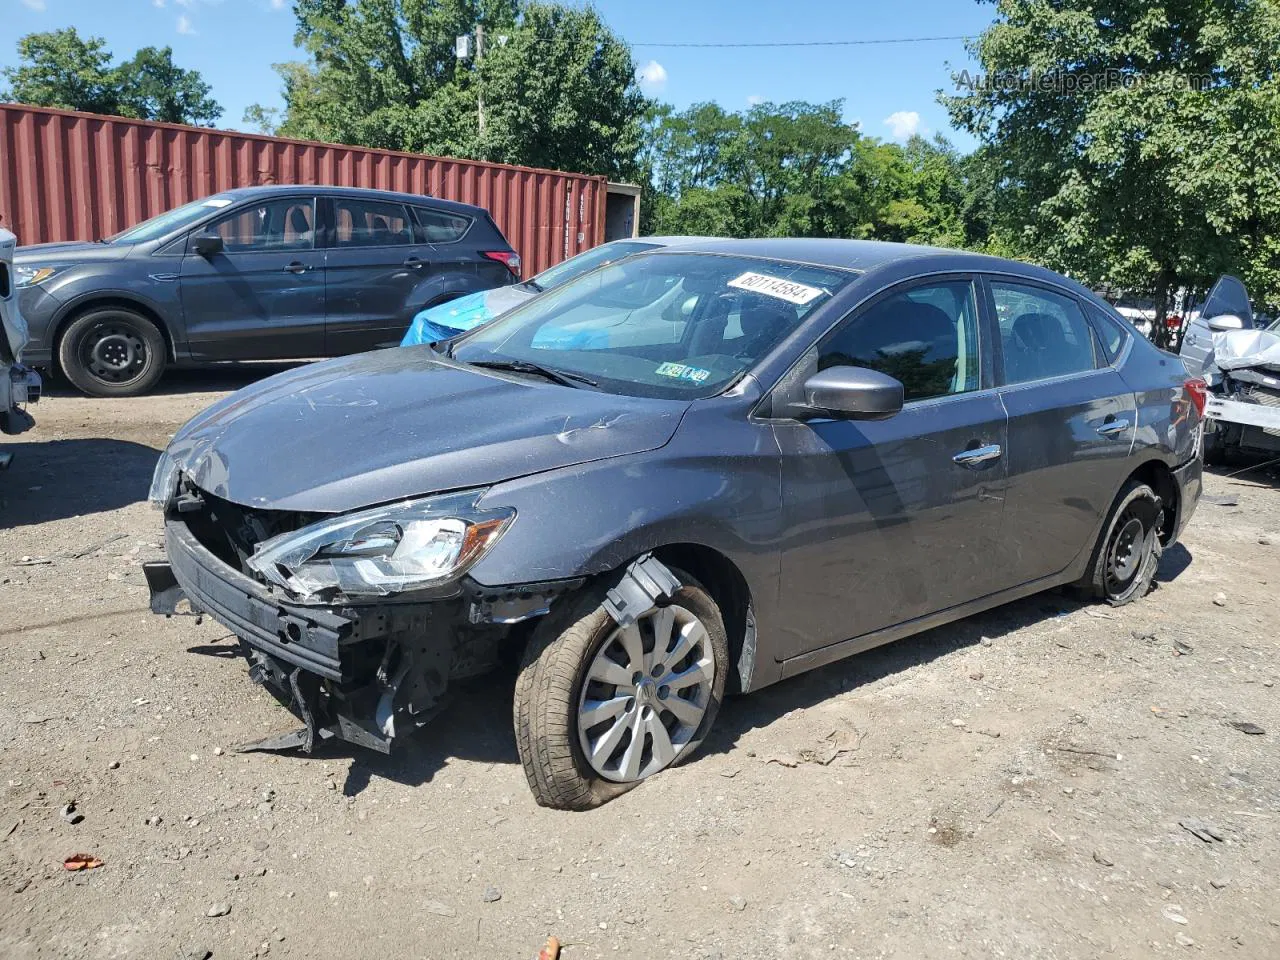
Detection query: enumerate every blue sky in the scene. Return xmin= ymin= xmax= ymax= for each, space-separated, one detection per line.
xmin=5 ymin=0 xmax=990 ymax=149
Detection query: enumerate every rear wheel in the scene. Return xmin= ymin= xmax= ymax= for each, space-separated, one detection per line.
xmin=1075 ymin=481 xmax=1164 ymax=606
xmin=514 ymin=570 xmax=728 ymax=810
xmin=58 ymin=307 xmax=166 ymax=397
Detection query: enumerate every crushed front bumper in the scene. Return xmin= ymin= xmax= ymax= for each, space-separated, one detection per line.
xmin=145 ymin=518 xmax=578 ymax=754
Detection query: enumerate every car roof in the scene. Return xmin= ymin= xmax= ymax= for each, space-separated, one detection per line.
xmin=648 ymin=237 xmax=1074 ymax=285
xmin=216 ymin=184 xmax=485 ymax=218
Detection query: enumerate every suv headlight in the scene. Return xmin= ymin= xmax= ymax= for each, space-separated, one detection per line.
xmin=148 ymin=449 xmax=180 ymax=509
xmin=15 ymin=265 xmax=60 ymax=287
xmin=246 ymin=490 xmax=515 ymax=599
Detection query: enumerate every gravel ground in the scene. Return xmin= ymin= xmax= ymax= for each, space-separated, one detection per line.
xmin=2 ymin=368 xmax=1278 ymax=960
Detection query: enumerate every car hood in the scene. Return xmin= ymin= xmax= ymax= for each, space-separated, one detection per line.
xmin=15 ymin=241 xmax=130 ymax=263
xmin=401 ymin=284 xmax=536 ymax=345
xmin=166 ymin=347 xmax=690 ymax=513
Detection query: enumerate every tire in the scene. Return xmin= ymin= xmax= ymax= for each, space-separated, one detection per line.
xmin=513 ymin=569 xmax=729 ymax=810
xmin=58 ymin=307 xmax=167 ymax=397
xmin=1074 ymin=481 xmax=1164 ymax=606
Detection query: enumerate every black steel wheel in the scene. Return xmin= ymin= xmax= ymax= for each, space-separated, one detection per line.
xmin=1076 ymin=480 xmax=1164 ymax=606
xmin=58 ymin=307 xmax=166 ymax=397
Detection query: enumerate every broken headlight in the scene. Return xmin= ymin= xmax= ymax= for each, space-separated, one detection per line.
xmin=246 ymin=490 xmax=514 ymax=599
xmin=148 ymin=448 xmax=180 ymax=509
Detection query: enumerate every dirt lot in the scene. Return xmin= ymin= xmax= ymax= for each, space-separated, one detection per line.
xmin=2 ymin=369 xmax=1278 ymax=960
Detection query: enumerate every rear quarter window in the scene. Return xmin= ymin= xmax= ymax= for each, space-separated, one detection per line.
xmin=413 ymin=206 xmax=473 ymax=244
xmin=1087 ymin=302 xmax=1133 ymax=363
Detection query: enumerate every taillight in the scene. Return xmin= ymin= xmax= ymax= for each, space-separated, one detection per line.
xmin=483 ymin=250 xmax=521 ymax=278
xmin=1166 ymin=314 xmax=1182 ymax=329
xmin=1184 ymin=377 xmax=1208 ymax=418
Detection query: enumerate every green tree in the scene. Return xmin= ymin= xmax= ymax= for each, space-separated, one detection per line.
xmin=944 ymin=0 xmax=1280 ymax=340
xmin=258 ymin=0 xmax=645 ymax=176
xmin=1 ymin=28 xmax=222 ymax=126
xmin=1 ymin=28 xmax=119 ymax=115
xmin=116 ymin=46 xmax=222 ymax=125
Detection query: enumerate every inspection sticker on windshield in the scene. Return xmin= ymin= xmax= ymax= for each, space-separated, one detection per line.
xmin=656 ymin=361 xmax=711 ymax=383
xmin=727 ymin=271 xmax=824 ymax=305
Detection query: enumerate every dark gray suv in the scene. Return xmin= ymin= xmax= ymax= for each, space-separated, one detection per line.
xmin=14 ymin=185 xmax=519 ymax=396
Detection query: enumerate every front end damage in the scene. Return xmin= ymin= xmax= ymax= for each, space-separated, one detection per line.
xmin=1204 ymin=328 xmax=1280 ymax=459
xmin=144 ymin=480 xmax=581 ymax=754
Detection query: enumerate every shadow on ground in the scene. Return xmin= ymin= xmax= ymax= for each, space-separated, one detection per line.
xmin=0 ymin=437 xmax=159 ymax=528
xmin=38 ymin=362 xmax=305 ymax=399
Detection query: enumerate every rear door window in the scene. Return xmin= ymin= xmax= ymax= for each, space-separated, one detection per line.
xmin=413 ymin=206 xmax=472 ymax=244
xmin=991 ymin=281 xmax=1099 ymax=384
xmin=332 ymin=199 xmax=414 ymax=248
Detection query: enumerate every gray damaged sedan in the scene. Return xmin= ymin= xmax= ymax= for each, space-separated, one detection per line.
xmin=146 ymin=239 xmax=1205 ymax=809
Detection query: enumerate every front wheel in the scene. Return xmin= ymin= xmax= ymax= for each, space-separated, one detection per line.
xmin=514 ymin=571 xmax=728 ymax=810
xmin=58 ymin=307 xmax=166 ymax=397
xmin=1075 ymin=480 xmax=1164 ymax=606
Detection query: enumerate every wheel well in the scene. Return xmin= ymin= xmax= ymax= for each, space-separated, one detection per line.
xmin=1129 ymin=459 xmax=1179 ymax=544
xmin=53 ymin=298 xmax=175 ymax=375
xmin=650 ymin=543 xmax=753 ymax=692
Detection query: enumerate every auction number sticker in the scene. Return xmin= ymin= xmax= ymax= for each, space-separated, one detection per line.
xmin=656 ymin=361 xmax=711 ymax=383
xmin=727 ymin=271 xmax=824 ymax=305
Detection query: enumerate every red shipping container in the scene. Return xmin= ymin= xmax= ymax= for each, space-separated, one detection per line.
xmin=0 ymin=103 xmax=637 ymax=276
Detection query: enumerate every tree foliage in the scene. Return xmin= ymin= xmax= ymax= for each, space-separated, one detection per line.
xmin=258 ymin=0 xmax=645 ymax=178
xmin=641 ymin=99 xmax=995 ymax=251
xmin=1 ymin=28 xmax=222 ymax=126
xmin=944 ymin=0 xmax=1280 ymax=332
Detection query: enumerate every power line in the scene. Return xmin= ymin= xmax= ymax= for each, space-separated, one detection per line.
xmin=631 ymin=35 xmax=971 ymax=49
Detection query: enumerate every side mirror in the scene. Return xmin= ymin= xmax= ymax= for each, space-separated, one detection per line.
xmin=192 ymin=232 xmax=223 ymax=257
xmin=1207 ymin=314 xmax=1245 ymax=332
xmin=802 ymin=366 xmax=904 ymax=421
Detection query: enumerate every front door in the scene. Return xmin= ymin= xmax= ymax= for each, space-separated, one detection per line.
xmin=179 ymin=196 xmax=325 ymax=361
xmin=322 ymin=196 xmax=430 ymax=355
xmin=773 ymin=277 xmax=1008 ymax=659
xmin=988 ymin=278 xmax=1138 ymax=585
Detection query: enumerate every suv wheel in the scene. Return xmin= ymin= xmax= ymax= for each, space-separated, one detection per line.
xmin=59 ymin=307 xmax=166 ymax=397
xmin=514 ymin=570 xmax=728 ymax=810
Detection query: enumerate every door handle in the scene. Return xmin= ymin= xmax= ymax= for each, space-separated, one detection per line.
xmin=952 ymin=444 xmax=1002 ymax=466
xmin=1097 ymin=418 xmax=1131 ymax=438
xmin=402 ymin=256 xmax=425 ymax=268
xmin=283 ymin=261 xmax=309 ymax=274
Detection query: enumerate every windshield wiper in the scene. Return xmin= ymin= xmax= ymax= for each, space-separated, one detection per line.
xmin=467 ymin=358 xmax=598 ymax=388
xmin=522 ymin=279 xmax=543 ymax=293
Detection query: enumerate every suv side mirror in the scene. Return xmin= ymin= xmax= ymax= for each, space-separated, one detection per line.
xmin=801 ymin=366 xmax=904 ymax=421
xmin=192 ymin=232 xmax=224 ymax=257
xmin=1207 ymin=314 xmax=1245 ymax=332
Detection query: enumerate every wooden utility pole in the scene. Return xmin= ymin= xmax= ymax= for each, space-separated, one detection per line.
xmin=476 ymin=24 xmax=486 ymax=137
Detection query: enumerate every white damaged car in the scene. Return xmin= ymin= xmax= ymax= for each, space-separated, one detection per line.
xmin=2 ymin=227 xmax=41 ymax=446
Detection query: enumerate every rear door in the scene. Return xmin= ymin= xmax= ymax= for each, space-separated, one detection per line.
xmin=179 ymin=196 xmax=324 ymax=360
xmin=988 ymin=277 xmax=1137 ymax=587
xmin=321 ymin=196 xmax=428 ymax=355
xmin=773 ymin=276 xmax=1009 ymax=659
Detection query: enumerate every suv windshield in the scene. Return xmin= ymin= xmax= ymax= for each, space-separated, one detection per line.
xmin=106 ymin=195 xmax=237 ymax=244
xmin=453 ymin=252 xmax=855 ymax=399
xmin=530 ymin=239 xmax=659 ymax=291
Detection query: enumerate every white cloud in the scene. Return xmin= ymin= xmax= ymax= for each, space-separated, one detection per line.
xmin=20 ymin=0 xmax=47 ymax=11
xmin=270 ymin=0 xmax=288 ymax=8
xmin=153 ymin=0 xmax=166 ymax=7
xmin=746 ymin=94 xmax=765 ymax=107
xmin=883 ymin=110 xmax=921 ymax=140
xmin=176 ymin=13 xmax=195 ymax=33
xmin=636 ymin=60 xmax=668 ymax=94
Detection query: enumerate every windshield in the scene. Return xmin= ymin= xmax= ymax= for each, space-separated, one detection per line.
xmin=452 ymin=252 xmax=855 ymax=399
xmin=529 ymin=240 xmax=660 ymax=291
xmin=106 ymin=195 xmax=237 ymax=244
